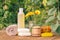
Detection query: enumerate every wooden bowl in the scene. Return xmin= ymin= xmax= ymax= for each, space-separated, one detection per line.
xmin=32 ymin=26 xmax=41 ymax=36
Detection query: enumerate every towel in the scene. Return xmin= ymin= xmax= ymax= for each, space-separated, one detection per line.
xmin=6 ymin=24 xmax=17 ymax=36
xmin=18 ymin=28 xmax=31 ymax=36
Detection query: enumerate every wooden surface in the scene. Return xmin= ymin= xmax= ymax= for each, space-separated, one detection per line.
xmin=0 ymin=30 xmax=60 ymax=40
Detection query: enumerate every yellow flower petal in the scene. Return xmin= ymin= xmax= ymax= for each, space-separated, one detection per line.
xmin=25 ymin=12 xmax=34 ymax=17
xmin=35 ymin=10 xmax=41 ymax=15
xmin=29 ymin=12 xmax=34 ymax=16
xmin=25 ymin=14 xmax=29 ymax=17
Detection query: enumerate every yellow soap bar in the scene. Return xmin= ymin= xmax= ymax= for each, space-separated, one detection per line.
xmin=41 ymin=32 xmax=53 ymax=37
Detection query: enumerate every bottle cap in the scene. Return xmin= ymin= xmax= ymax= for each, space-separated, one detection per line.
xmin=19 ymin=8 xmax=23 ymax=14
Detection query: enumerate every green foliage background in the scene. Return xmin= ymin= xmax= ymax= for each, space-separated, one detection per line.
xmin=0 ymin=0 xmax=60 ymax=34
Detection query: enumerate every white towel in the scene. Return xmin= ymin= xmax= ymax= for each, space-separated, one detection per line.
xmin=18 ymin=28 xmax=31 ymax=36
xmin=6 ymin=24 xmax=17 ymax=36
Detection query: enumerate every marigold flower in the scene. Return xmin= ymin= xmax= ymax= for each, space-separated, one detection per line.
xmin=35 ymin=10 xmax=41 ymax=15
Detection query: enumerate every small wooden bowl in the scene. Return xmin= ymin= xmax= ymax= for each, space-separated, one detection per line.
xmin=31 ymin=26 xmax=41 ymax=36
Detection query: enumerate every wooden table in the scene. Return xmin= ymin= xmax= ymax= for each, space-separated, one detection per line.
xmin=0 ymin=30 xmax=60 ymax=40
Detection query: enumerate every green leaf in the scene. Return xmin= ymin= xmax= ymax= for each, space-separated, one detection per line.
xmin=47 ymin=0 xmax=57 ymax=6
xmin=0 ymin=24 xmax=4 ymax=30
xmin=3 ymin=11 xmax=9 ymax=18
xmin=56 ymin=25 xmax=60 ymax=34
xmin=45 ymin=16 xmax=55 ymax=23
xmin=57 ymin=11 xmax=60 ymax=20
xmin=51 ymin=21 xmax=59 ymax=32
xmin=48 ymin=8 xmax=57 ymax=15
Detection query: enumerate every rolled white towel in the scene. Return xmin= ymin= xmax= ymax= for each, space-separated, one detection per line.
xmin=6 ymin=24 xmax=17 ymax=36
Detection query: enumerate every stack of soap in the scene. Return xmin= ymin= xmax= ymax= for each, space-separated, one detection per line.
xmin=18 ymin=28 xmax=31 ymax=36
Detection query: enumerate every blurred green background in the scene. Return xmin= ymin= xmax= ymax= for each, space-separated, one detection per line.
xmin=0 ymin=0 xmax=59 ymax=31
